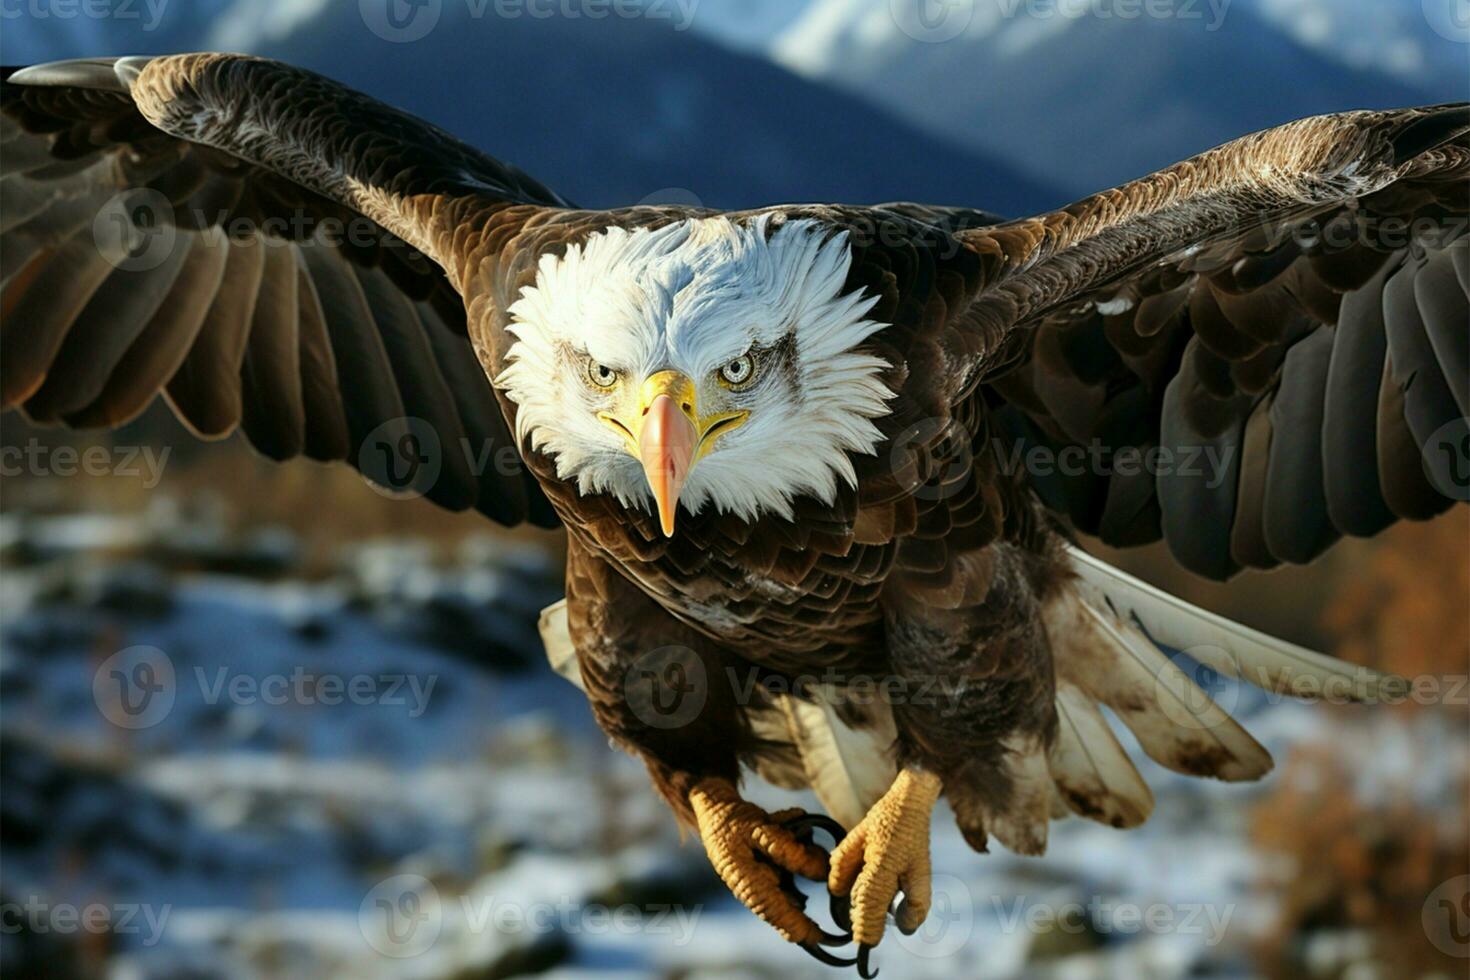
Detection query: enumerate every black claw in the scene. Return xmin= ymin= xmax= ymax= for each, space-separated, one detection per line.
xmin=779 ymin=812 xmax=849 ymax=844
xmin=815 ymin=925 xmax=854 ymax=946
xmin=800 ymin=942 xmax=858 ymax=969
xmin=829 ymin=890 xmax=853 ymax=937
xmin=773 ymin=811 xmax=855 ymax=944
xmin=893 ymin=896 xmax=916 ymax=934
xmin=857 ymin=943 xmax=879 ymax=978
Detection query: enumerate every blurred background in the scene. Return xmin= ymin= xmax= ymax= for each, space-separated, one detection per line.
xmin=1 ymin=1 xmax=1467 ymax=977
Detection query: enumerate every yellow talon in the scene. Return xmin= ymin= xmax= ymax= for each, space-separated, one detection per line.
xmin=689 ymin=778 xmax=834 ymax=945
xmin=827 ymin=767 xmax=943 ymax=947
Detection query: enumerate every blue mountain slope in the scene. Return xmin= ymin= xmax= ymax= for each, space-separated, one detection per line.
xmin=768 ymin=0 xmax=1459 ymax=197
xmin=1 ymin=1 xmax=1065 ymax=216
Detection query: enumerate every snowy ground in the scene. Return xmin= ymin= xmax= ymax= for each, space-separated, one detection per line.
xmin=0 ymin=503 xmax=1454 ymax=979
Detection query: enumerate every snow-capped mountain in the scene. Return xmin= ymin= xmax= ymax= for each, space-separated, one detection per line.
xmin=1249 ymin=0 xmax=1469 ymax=88
xmin=694 ymin=0 xmax=1462 ymax=196
xmin=0 ymin=0 xmax=1062 ymax=215
xmin=687 ymin=0 xmax=1468 ymax=92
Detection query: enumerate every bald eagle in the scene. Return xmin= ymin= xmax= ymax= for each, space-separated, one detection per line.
xmin=4 ymin=54 xmax=1466 ymax=974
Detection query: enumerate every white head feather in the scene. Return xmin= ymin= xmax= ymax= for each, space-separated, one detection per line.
xmin=495 ymin=214 xmax=894 ymax=523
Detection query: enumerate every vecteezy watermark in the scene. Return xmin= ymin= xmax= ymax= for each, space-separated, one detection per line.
xmin=0 ymin=440 xmax=170 ymax=488
xmin=359 ymin=417 xmax=446 ymax=500
xmin=458 ymin=894 xmax=701 ymax=944
xmin=728 ymin=667 xmax=975 ymax=718
xmin=1255 ymin=212 xmax=1470 ymax=255
xmin=991 ymin=895 xmax=1236 ymax=944
xmin=357 ymin=416 xmax=527 ymax=500
xmin=93 ymin=188 xmax=178 ymax=272
xmin=893 ymin=873 xmax=975 ymax=958
xmin=358 ymin=0 xmax=700 ymax=43
xmin=623 ymin=652 xmax=1001 ymax=729
xmin=0 ymin=0 xmax=170 ymax=31
xmin=634 ymin=186 xmax=707 ymax=209
xmin=1154 ymin=653 xmax=1466 ymax=734
xmin=1424 ymin=875 xmax=1470 ymax=958
xmin=623 ymin=644 xmax=708 ymax=729
xmin=889 ymin=0 xmax=975 ymax=43
xmin=93 ymin=647 xmax=441 ymax=728
xmin=92 ymin=192 xmax=427 ymax=273
xmin=889 ymin=0 xmax=1232 ymax=42
xmin=1010 ymin=0 xmax=1232 ymax=29
xmin=196 ymin=666 xmax=438 ymax=719
xmin=0 ymin=896 xmax=172 ymax=947
xmin=93 ymin=646 xmax=177 ymax=730
xmin=1423 ymin=417 xmax=1470 ymax=503
xmin=360 ymin=875 xmax=443 ymax=958
xmin=1423 ymin=0 xmax=1470 ymax=43
xmin=1154 ymin=645 xmax=1242 ymax=731
xmin=357 ymin=874 xmax=702 ymax=957
xmin=888 ymin=423 xmax=1241 ymax=504
xmin=886 ymin=416 xmax=977 ymax=502
xmin=994 ymin=439 xmax=1237 ymax=489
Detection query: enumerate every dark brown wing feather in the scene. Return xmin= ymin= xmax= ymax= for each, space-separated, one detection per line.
xmin=1 ymin=55 xmax=560 ymax=528
xmin=957 ymin=105 xmax=1469 ymax=579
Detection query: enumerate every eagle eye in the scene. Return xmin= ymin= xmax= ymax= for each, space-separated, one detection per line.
xmin=587 ymin=359 xmax=620 ymax=389
xmin=718 ymin=353 xmax=756 ymax=389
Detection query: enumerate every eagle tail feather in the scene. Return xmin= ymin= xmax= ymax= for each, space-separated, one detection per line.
xmin=1048 ymin=680 xmax=1155 ymax=829
xmin=1032 ymin=545 xmax=1406 ymax=839
xmin=1045 ymin=586 xmax=1275 ymax=783
xmin=1064 ymin=545 xmax=1408 ymax=703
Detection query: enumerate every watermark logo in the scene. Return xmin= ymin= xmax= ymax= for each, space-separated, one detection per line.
xmin=360 ymin=874 xmax=443 ymax=958
xmin=359 ymin=0 xmax=699 ymax=42
xmin=1424 ymin=417 xmax=1470 ymax=503
xmin=196 ymin=666 xmax=438 ymax=718
xmin=893 ymin=872 xmax=975 ymax=958
xmin=1424 ymin=0 xmax=1470 ymax=43
xmin=354 ymin=415 xmax=529 ymax=499
xmin=356 ymin=878 xmax=702 ymax=956
xmin=634 ymin=187 xmax=706 ymax=209
xmin=1424 ymin=875 xmax=1470 ymax=958
xmin=358 ymin=416 xmax=445 ymax=500
xmin=1 ymin=440 xmax=170 ymax=487
xmin=624 ymin=644 xmax=706 ymax=729
xmin=460 ymin=895 xmax=702 ymax=942
xmin=890 ymin=0 xmax=1233 ymax=41
xmin=92 ymin=188 xmax=177 ymax=272
xmin=887 ymin=417 xmax=975 ymax=502
xmin=991 ymin=895 xmax=1235 ymax=943
xmin=360 ymin=0 xmax=442 ymax=42
xmin=1154 ymin=645 xmax=1240 ymax=731
xmin=0 ymin=897 xmax=171 ymax=946
xmin=93 ymin=646 xmax=442 ymax=729
xmin=890 ymin=0 xmax=975 ymax=43
xmin=1 ymin=0 xmax=171 ymax=31
xmin=93 ymin=645 xmax=176 ymax=730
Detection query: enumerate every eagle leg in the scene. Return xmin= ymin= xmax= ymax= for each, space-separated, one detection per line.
xmin=688 ymin=777 xmax=849 ymax=947
xmin=827 ymin=767 xmax=942 ymax=967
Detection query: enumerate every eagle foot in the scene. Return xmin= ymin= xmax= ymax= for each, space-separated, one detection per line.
xmin=688 ymin=778 xmax=848 ymax=948
xmin=827 ymin=767 xmax=943 ymax=971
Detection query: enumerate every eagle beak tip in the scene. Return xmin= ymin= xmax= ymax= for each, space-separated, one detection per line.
xmin=638 ymin=387 xmax=697 ymax=540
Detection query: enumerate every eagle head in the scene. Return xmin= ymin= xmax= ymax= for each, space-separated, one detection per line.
xmin=496 ymin=214 xmax=895 ymax=534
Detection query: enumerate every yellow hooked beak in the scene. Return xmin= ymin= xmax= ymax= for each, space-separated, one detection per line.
xmin=598 ymin=370 xmax=748 ymax=537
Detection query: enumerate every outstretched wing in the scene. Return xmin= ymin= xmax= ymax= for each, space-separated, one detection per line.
xmin=952 ymin=104 xmax=1469 ymax=578
xmin=2 ymin=54 xmax=566 ymax=526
